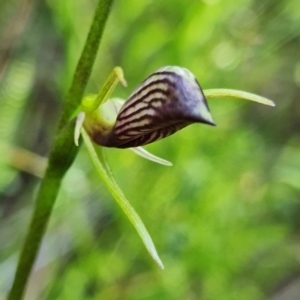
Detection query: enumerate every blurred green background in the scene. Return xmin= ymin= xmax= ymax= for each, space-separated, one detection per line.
xmin=1 ymin=0 xmax=300 ymax=299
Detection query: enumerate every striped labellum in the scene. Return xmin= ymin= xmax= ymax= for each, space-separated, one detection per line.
xmin=83 ymin=66 xmax=215 ymax=149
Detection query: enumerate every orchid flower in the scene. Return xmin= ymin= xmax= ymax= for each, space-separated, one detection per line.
xmin=74 ymin=66 xmax=275 ymax=268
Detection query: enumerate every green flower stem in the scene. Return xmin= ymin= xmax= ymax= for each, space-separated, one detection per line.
xmin=61 ymin=0 xmax=115 ymax=126
xmin=204 ymin=89 xmax=275 ymax=106
xmin=7 ymin=123 xmax=78 ymax=300
xmin=81 ymin=129 xmax=164 ymax=269
xmin=7 ymin=1 xmax=114 ymax=299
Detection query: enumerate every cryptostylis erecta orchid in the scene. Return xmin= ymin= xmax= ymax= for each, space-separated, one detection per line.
xmin=74 ymin=66 xmax=275 ymax=268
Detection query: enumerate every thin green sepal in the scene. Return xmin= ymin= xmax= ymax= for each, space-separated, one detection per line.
xmin=204 ymin=89 xmax=275 ymax=106
xmin=81 ymin=128 xmax=164 ymax=269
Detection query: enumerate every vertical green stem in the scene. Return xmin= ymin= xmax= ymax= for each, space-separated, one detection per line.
xmin=7 ymin=0 xmax=114 ymax=299
xmin=59 ymin=0 xmax=115 ymax=128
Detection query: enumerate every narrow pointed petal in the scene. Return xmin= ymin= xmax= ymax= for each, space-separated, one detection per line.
xmin=81 ymin=129 xmax=164 ymax=269
xmin=130 ymin=147 xmax=172 ymax=166
xmin=74 ymin=112 xmax=85 ymax=146
xmin=204 ymin=89 xmax=275 ymax=107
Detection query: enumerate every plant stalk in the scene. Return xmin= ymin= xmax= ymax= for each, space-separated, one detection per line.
xmin=7 ymin=0 xmax=114 ymax=299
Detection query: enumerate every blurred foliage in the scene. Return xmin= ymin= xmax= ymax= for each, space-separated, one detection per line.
xmin=1 ymin=0 xmax=300 ymax=299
